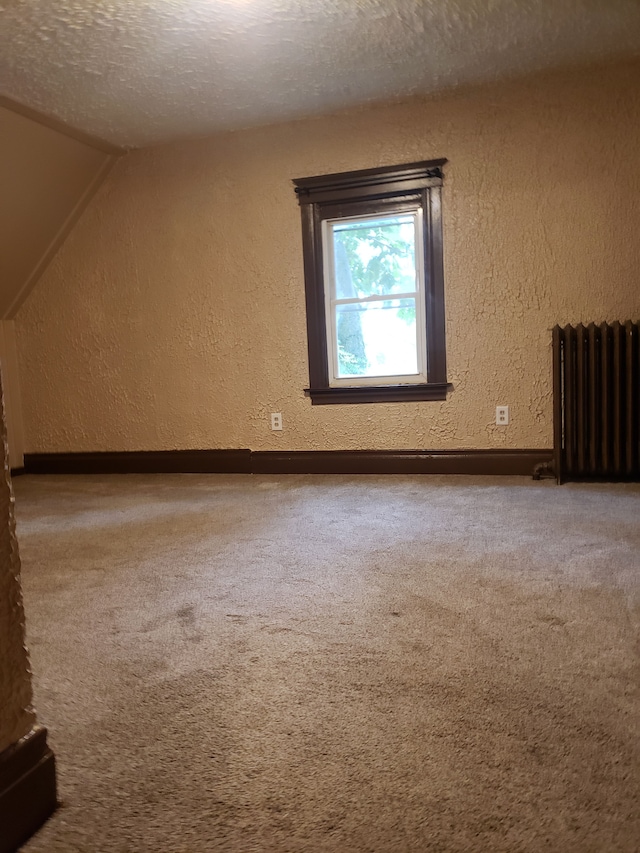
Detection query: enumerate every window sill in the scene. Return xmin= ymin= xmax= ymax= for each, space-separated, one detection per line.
xmin=304 ymin=383 xmax=452 ymax=405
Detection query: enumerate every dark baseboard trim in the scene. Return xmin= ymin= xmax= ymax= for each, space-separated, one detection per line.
xmin=252 ymin=449 xmax=552 ymax=475
xmin=9 ymin=468 xmax=25 ymax=477
xmin=24 ymin=449 xmax=552 ymax=477
xmin=0 ymin=726 xmax=57 ymax=853
xmin=24 ymin=449 xmax=252 ymax=475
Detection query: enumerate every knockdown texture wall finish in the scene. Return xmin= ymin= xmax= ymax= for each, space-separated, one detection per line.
xmin=0 ymin=373 xmax=34 ymax=752
xmin=0 ymin=105 xmax=113 ymax=318
xmin=14 ymin=62 xmax=640 ymax=455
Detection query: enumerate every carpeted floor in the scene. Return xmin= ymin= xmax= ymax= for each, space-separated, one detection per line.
xmin=13 ymin=473 xmax=640 ymax=852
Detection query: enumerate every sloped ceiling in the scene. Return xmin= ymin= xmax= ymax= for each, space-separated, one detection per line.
xmin=0 ymin=105 xmax=115 ymax=318
xmin=1 ymin=0 xmax=640 ymax=149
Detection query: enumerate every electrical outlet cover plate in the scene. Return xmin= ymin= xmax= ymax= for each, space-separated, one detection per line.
xmin=270 ymin=412 xmax=283 ymax=431
xmin=496 ymin=405 xmax=509 ymax=425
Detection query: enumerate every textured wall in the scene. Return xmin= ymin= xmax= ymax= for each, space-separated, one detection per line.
xmin=15 ymin=62 xmax=640 ymax=454
xmin=0 ymin=322 xmax=26 ymax=469
xmin=0 ymin=370 xmax=34 ymax=753
xmin=0 ymin=104 xmax=113 ymax=318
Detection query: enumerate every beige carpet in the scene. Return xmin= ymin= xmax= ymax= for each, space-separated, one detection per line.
xmin=13 ymin=473 xmax=640 ymax=852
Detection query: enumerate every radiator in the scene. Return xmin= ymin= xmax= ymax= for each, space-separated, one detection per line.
xmin=552 ymin=321 xmax=640 ymax=483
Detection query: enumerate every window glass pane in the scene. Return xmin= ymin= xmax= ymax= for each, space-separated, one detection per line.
xmin=332 ymin=215 xmax=417 ymax=299
xmin=335 ymin=298 xmax=418 ymax=378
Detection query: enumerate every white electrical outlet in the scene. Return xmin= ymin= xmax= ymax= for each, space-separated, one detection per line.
xmin=496 ymin=406 xmax=509 ymax=426
xmin=270 ymin=412 xmax=283 ymax=431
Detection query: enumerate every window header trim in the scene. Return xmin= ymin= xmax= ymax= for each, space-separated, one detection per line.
xmin=293 ymin=159 xmax=447 ymax=206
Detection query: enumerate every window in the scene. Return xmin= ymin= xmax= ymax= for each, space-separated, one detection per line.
xmin=293 ymin=159 xmax=451 ymax=404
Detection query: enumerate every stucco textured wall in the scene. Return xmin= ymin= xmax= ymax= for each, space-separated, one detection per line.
xmin=0 ymin=104 xmax=111 ymax=318
xmin=0 ymin=370 xmax=34 ymax=753
xmin=15 ymin=61 xmax=640 ymax=453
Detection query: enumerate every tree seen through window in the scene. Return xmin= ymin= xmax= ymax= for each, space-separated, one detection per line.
xmin=331 ymin=216 xmax=418 ymax=377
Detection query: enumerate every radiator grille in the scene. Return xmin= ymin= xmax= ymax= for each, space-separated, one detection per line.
xmin=553 ymin=321 xmax=640 ymax=483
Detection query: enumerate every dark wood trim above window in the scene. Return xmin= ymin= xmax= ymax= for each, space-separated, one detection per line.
xmin=293 ymin=159 xmax=447 ymax=205
xmin=293 ymin=159 xmax=451 ymax=405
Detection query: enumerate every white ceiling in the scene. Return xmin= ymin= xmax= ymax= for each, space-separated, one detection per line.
xmin=1 ymin=0 xmax=640 ymax=150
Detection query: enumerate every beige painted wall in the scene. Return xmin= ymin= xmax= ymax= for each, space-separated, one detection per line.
xmin=14 ymin=61 xmax=640 ymax=454
xmin=0 ymin=103 xmax=118 ymax=468
xmin=0 ymin=322 xmax=26 ymax=469
xmin=0 ymin=103 xmax=115 ymax=319
xmin=0 ymin=370 xmax=34 ymax=752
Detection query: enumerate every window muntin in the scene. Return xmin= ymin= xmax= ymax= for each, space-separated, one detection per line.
xmin=322 ymin=210 xmax=427 ymax=386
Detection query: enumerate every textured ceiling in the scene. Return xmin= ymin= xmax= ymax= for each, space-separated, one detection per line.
xmin=1 ymin=0 xmax=640 ymax=149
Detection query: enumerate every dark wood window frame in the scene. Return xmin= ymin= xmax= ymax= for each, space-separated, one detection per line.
xmin=293 ymin=159 xmax=452 ymax=405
